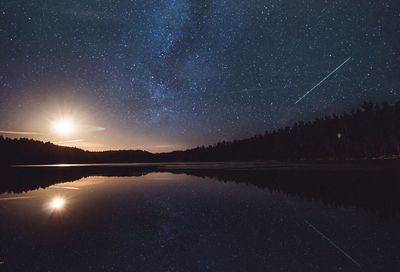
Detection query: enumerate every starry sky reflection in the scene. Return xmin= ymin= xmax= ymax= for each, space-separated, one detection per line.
xmin=0 ymin=173 xmax=400 ymax=271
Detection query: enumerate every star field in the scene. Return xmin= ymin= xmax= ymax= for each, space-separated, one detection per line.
xmin=0 ymin=0 xmax=399 ymax=151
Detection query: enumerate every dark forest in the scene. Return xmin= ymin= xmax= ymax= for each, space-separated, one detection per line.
xmin=1 ymin=101 xmax=400 ymax=165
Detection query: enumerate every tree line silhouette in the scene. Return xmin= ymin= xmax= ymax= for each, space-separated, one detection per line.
xmin=172 ymin=101 xmax=400 ymax=161
xmin=1 ymin=101 xmax=400 ymax=165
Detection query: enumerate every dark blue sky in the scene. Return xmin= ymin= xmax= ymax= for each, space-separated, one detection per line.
xmin=0 ymin=0 xmax=399 ymax=151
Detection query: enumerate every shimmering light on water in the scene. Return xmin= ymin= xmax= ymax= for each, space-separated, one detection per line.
xmin=43 ymin=196 xmax=67 ymax=214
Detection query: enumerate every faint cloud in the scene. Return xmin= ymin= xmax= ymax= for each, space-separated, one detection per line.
xmin=0 ymin=130 xmax=41 ymax=135
xmin=55 ymin=140 xmax=105 ymax=151
xmin=53 ymin=139 xmax=84 ymax=145
xmin=150 ymin=144 xmax=185 ymax=152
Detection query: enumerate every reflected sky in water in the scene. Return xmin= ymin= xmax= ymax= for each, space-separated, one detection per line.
xmin=1 ymin=172 xmax=400 ymax=271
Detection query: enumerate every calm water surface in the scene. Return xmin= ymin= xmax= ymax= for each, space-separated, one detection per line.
xmin=1 ymin=166 xmax=400 ymax=271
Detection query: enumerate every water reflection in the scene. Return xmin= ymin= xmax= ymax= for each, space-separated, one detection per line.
xmin=50 ymin=185 xmax=80 ymax=190
xmin=44 ymin=196 xmax=66 ymax=213
xmin=0 ymin=165 xmax=400 ymax=271
xmin=2 ymin=161 xmax=400 ymax=217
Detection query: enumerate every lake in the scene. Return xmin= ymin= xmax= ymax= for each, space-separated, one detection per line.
xmin=1 ymin=162 xmax=400 ymax=271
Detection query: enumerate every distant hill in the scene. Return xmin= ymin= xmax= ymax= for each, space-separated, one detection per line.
xmin=2 ymin=101 xmax=400 ymax=165
xmin=0 ymin=138 xmax=153 ymax=165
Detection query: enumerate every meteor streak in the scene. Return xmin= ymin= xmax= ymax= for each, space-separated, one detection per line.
xmin=294 ymin=57 xmax=351 ymax=104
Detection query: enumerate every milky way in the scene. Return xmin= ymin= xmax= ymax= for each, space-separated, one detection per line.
xmin=0 ymin=1 xmax=399 ymax=150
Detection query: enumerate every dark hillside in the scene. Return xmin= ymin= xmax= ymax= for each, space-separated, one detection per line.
xmin=1 ymin=102 xmax=400 ymax=164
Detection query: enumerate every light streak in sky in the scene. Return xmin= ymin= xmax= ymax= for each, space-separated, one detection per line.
xmin=0 ymin=130 xmax=40 ymax=135
xmin=53 ymin=139 xmax=84 ymax=145
xmin=294 ymin=57 xmax=351 ymax=104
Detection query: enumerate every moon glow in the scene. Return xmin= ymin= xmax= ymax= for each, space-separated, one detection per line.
xmin=51 ymin=118 xmax=75 ymax=136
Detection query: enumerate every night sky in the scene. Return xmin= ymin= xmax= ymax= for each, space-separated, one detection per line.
xmin=0 ymin=0 xmax=399 ymax=151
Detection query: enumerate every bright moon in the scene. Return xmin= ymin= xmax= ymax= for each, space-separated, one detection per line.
xmin=51 ymin=118 xmax=75 ymax=136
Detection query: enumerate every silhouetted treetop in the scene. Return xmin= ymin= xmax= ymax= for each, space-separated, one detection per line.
xmin=1 ymin=101 xmax=400 ymax=164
